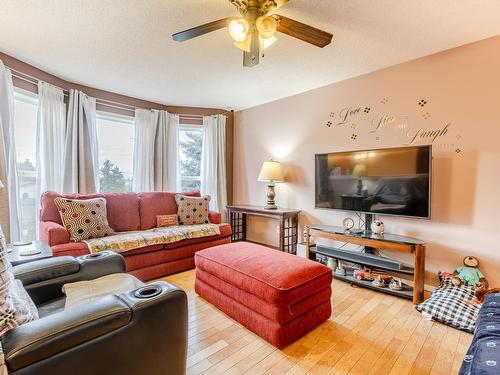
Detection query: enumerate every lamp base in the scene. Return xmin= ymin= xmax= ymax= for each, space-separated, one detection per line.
xmin=264 ymin=204 xmax=278 ymax=210
xmin=264 ymin=184 xmax=278 ymax=210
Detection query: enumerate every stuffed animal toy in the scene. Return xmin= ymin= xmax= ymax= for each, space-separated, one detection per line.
xmin=452 ymin=256 xmax=489 ymax=291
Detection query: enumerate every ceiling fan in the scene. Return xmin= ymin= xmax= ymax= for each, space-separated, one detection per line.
xmin=172 ymin=0 xmax=333 ymax=67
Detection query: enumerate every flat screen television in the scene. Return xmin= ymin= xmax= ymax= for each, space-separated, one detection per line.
xmin=315 ymin=145 xmax=431 ymax=219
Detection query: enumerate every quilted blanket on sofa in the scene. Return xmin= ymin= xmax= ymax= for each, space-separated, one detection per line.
xmin=84 ymin=224 xmax=221 ymax=254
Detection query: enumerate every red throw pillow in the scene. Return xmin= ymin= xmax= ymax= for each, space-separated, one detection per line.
xmin=156 ymin=214 xmax=178 ymax=228
xmin=175 ymin=195 xmax=211 ymax=225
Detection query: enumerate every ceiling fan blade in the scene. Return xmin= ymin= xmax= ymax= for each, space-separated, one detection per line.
xmin=273 ymin=15 xmax=332 ymax=48
xmin=172 ymin=18 xmax=233 ymax=42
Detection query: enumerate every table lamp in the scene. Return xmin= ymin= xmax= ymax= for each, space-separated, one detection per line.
xmin=258 ymin=160 xmax=284 ymax=210
xmin=352 ymin=164 xmax=366 ymax=195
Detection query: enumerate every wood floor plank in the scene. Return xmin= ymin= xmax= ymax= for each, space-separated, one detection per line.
xmin=161 ymin=270 xmax=472 ymax=375
xmin=429 ymin=328 xmax=461 ymax=375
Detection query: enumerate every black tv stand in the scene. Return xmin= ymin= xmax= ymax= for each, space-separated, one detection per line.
xmin=306 ymin=224 xmax=426 ymax=304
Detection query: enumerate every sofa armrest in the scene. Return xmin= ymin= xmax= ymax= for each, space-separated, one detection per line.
xmin=209 ymin=210 xmax=222 ymax=224
xmin=14 ymin=251 xmax=126 ymax=306
xmin=39 ymin=221 xmax=70 ymax=246
xmin=2 ymin=282 xmax=187 ymax=375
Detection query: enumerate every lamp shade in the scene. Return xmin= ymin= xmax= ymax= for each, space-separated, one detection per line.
xmin=258 ymin=160 xmax=284 ymax=182
xmin=352 ymin=164 xmax=367 ymax=177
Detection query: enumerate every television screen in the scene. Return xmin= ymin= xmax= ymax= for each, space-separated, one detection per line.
xmin=315 ymin=146 xmax=431 ymax=218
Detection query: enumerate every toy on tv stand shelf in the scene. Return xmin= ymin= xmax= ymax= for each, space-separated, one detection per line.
xmin=353 ymin=267 xmax=392 ymax=283
xmin=452 ymin=256 xmax=489 ymax=293
xmin=334 ymin=261 xmax=346 ymax=276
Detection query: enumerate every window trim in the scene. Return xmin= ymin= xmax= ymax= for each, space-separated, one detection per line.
xmin=96 ymin=110 xmax=134 ymax=125
xmin=14 ymin=87 xmax=39 ymax=106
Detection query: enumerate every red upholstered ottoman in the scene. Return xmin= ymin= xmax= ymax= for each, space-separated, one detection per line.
xmin=194 ymin=242 xmax=332 ymax=348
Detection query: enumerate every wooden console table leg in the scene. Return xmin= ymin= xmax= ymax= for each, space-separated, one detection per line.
xmin=279 ymin=218 xmax=284 ymax=252
xmin=413 ymin=244 xmax=426 ymax=304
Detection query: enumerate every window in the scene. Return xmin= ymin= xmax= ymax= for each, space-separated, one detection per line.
xmin=96 ymin=112 xmax=135 ymax=193
xmin=178 ymin=125 xmax=203 ymax=192
xmin=13 ymin=89 xmax=39 ymax=242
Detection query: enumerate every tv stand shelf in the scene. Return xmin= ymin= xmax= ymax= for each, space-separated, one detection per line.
xmin=306 ymin=225 xmax=426 ymax=304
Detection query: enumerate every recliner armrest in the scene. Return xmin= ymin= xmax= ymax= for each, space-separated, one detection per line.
xmin=14 ymin=251 xmax=126 ymax=305
xmin=2 ymin=295 xmax=131 ymax=372
xmin=13 ymin=256 xmax=80 ymax=285
xmin=2 ymin=281 xmax=187 ymax=375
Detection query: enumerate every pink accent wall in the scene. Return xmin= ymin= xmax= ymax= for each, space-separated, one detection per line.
xmin=233 ymin=35 xmax=500 ymax=287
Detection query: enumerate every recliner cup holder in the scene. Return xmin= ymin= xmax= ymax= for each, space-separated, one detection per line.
xmin=84 ymin=252 xmax=109 ymax=260
xmin=134 ymin=285 xmax=163 ymax=299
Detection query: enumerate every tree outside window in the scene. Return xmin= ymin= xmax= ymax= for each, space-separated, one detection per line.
xmin=178 ymin=127 xmax=203 ymax=192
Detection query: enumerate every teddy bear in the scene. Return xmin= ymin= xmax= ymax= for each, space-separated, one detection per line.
xmin=452 ymin=256 xmax=489 ymax=292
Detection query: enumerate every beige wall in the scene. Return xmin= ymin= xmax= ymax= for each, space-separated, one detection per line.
xmin=233 ymin=35 xmax=500 ymax=287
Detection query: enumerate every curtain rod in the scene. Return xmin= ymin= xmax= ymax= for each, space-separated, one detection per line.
xmin=6 ymin=65 xmax=232 ymax=118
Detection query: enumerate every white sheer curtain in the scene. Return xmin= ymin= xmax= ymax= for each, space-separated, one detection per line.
xmin=134 ymin=109 xmax=179 ymax=192
xmin=154 ymin=111 xmax=179 ymax=192
xmin=36 ymin=82 xmax=65 ymax=226
xmin=0 ymin=61 xmax=21 ymax=242
xmin=133 ymin=109 xmax=157 ymax=192
xmin=62 ymin=90 xmax=99 ymax=194
xmin=201 ymin=114 xmax=227 ymax=215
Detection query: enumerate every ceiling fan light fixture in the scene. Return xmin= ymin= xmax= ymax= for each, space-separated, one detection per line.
xmin=256 ymin=16 xmax=278 ymax=39
xmin=228 ymin=18 xmax=249 ymax=42
xmin=260 ymin=35 xmax=277 ymax=50
xmin=233 ymin=34 xmax=251 ymax=52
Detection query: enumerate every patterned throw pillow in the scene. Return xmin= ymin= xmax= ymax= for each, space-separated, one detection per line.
xmin=175 ymin=195 xmax=211 ymax=225
xmin=157 ymin=214 xmax=179 ymax=228
xmin=0 ymin=227 xmax=38 ymax=337
xmin=54 ymin=197 xmax=114 ymax=242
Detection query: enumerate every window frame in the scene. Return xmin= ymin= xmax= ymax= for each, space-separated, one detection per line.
xmin=177 ymin=124 xmax=203 ymax=192
xmin=13 ymin=88 xmax=39 ymax=242
xmin=96 ymin=110 xmax=135 ymax=193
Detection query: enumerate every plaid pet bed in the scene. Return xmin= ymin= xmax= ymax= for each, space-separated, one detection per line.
xmin=416 ymin=276 xmax=481 ymax=332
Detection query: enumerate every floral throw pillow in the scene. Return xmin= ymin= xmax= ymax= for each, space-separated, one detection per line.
xmin=175 ymin=195 xmax=211 ymax=225
xmin=54 ymin=197 xmax=114 ymax=242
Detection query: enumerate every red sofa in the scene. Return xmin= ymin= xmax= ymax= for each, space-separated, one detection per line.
xmin=39 ymin=191 xmax=232 ymax=281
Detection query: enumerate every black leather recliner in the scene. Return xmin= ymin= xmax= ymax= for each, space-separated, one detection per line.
xmin=1 ymin=252 xmax=188 ymax=375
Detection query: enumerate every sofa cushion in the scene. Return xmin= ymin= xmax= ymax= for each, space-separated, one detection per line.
xmin=175 ymin=195 xmax=210 ymax=225
xmin=40 ymin=191 xmax=103 ymax=225
xmin=98 ymin=193 xmax=140 ymax=232
xmin=51 ymin=223 xmax=232 ymax=260
xmin=138 ymin=191 xmax=200 ymax=230
xmin=40 ymin=191 xmax=140 ymax=232
xmin=55 ymin=197 xmax=115 ymax=242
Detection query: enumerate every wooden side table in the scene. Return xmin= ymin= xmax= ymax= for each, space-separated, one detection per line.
xmin=226 ymin=205 xmax=301 ymax=254
xmin=7 ymin=240 xmax=53 ymax=266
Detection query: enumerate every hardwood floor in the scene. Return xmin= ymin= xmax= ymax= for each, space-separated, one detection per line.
xmin=160 ymin=270 xmax=471 ymax=375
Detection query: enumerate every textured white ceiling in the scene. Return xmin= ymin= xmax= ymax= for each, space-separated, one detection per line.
xmin=1 ymin=0 xmax=499 ymax=110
